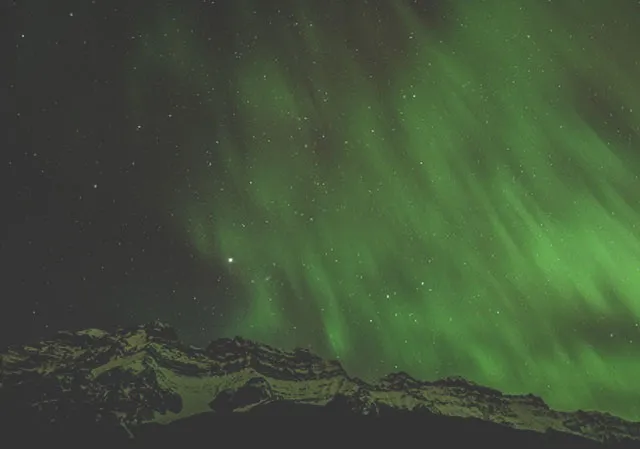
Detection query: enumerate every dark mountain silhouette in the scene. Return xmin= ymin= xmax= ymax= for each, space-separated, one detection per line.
xmin=1 ymin=320 xmax=638 ymax=447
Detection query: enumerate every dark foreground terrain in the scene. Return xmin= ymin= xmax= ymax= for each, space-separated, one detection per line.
xmin=1 ymin=321 xmax=638 ymax=447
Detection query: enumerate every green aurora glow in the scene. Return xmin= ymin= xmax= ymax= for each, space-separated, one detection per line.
xmin=128 ymin=0 xmax=640 ymax=420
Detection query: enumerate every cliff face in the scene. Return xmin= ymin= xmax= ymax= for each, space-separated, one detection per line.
xmin=0 ymin=321 xmax=638 ymax=447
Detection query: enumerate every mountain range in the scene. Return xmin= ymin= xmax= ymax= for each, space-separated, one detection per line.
xmin=1 ymin=320 xmax=638 ymax=447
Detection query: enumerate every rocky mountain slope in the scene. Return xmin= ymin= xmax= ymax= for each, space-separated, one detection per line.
xmin=0 ymin=321 xmax=638 ymax=447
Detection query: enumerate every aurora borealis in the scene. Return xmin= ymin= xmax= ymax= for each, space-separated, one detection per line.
xmin=7 ymin=0 xmax=640 ymax=421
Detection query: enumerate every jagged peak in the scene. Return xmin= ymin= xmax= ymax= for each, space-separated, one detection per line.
xmin=506 ymin=392 xmax=550 ymax=409
xmin=378 ymin=371 xmax=422 ymax=389
xmin=430 ymin=375 xmax=503 ymax=395
xmin=140 ymin=320 xmax=179 ymax=342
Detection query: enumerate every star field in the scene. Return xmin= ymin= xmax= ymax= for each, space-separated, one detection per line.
xmin=5 ymin=0 xmax=640 ymax=420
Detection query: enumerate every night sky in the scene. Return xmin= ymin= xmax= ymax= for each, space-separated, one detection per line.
xmin=5 ymin=0 xmax=640 ymax=420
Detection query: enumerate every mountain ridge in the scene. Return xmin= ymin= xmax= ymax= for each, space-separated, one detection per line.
xmin=1 ymin=320 xmax=638 ymax=447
